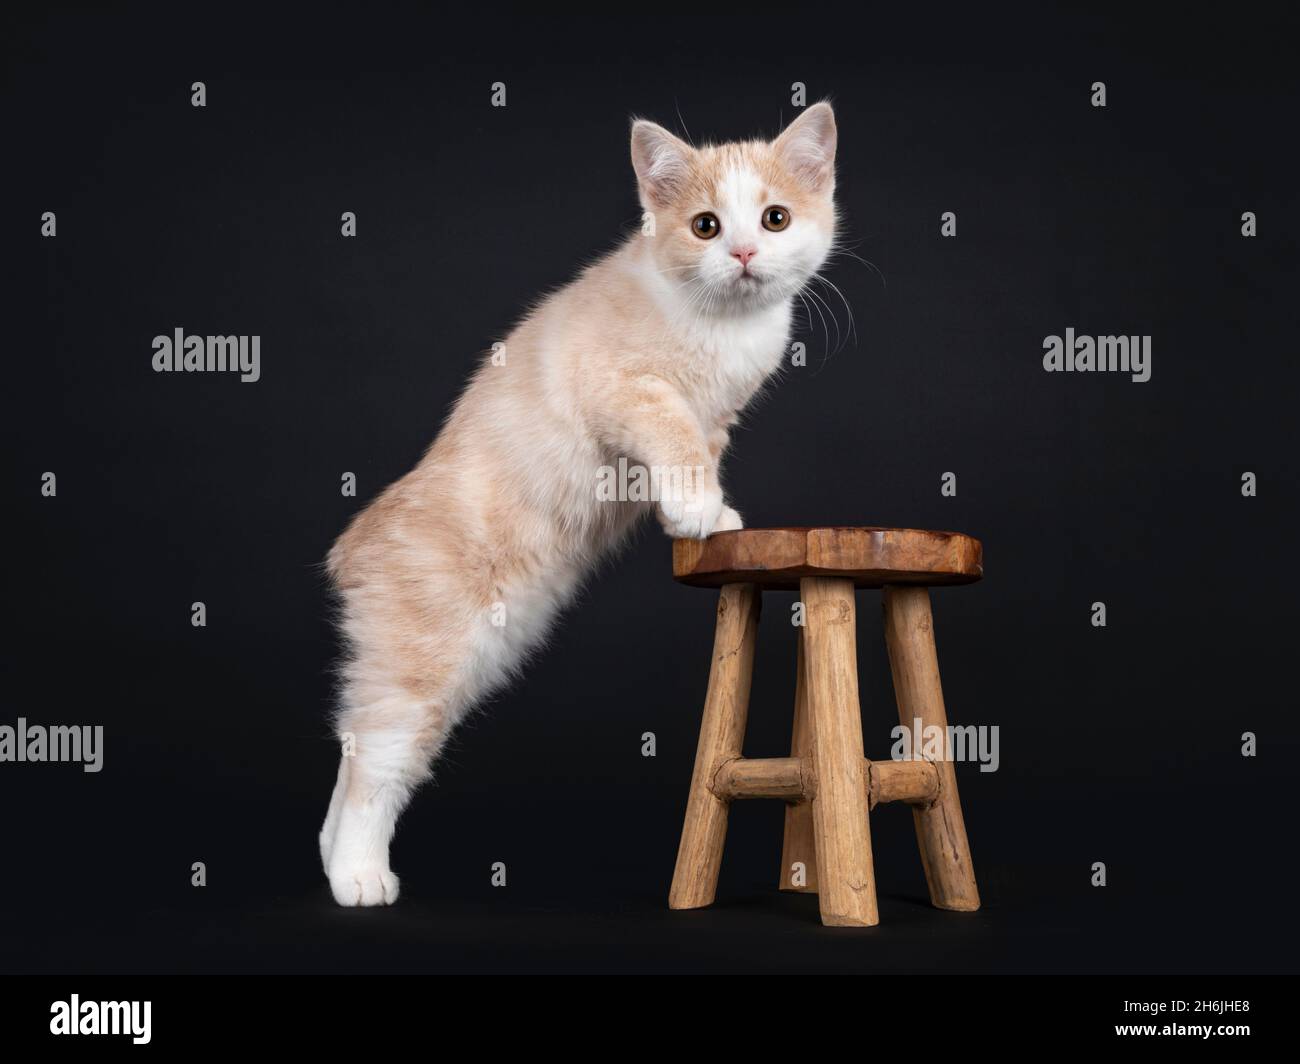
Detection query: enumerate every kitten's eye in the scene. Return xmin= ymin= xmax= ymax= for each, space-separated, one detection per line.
xmin=762 ymin=206 xmax=790 ymax=232
xmin=691 ymin=213 xmax=720 ymax=239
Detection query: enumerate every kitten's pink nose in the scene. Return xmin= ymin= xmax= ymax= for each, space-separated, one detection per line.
xmin=731 ymin=246 xmax=758 ymax=267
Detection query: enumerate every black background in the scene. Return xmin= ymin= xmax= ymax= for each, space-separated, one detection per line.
xmin=4 ymin=5 xmax=1297 ymax=974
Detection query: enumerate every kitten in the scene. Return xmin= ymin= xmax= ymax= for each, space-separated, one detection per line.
xmin=320 ymin=103 xmax=839 ymax=905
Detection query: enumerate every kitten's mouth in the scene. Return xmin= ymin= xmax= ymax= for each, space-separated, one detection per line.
xmin=724 ymin=268 xmax=776 ymax=300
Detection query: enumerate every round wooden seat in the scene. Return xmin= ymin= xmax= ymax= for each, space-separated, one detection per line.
xmin=672 ymin=526 xmax=983 ymax=590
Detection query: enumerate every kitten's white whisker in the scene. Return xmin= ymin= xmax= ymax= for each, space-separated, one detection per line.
xmin=799 ymin=281 xmax=834 ymax=351
xmin=810 ymin=286 xmax=843 ymax=350
xmin=828 ymin=245 xmax=886 ymax=289
xmin=813 ymin=272 xmax=857 ymax=347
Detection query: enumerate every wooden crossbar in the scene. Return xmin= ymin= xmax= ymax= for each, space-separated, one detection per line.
xmin=712 ymin=756 xmax=940 ymax=808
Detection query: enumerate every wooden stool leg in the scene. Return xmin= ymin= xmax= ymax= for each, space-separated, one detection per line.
xmin=779 ymin=628 xmax=818 ymax=892
xmin=669 ymin=582 xmax=761 ymax=910
xmin=882 ymin=586 xmax=981 ymax=912
xmin=801 ymin=576 xmax=878 ymax=927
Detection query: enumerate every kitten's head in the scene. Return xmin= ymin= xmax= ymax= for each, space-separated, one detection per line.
xmin=631 ymin=103 xmax=837 ymax=313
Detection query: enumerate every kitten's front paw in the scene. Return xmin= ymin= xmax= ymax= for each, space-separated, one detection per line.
xmin=714 ymin=505 xmax=743 ymax=532
xmin=328 ymin=860 xmax=400 ymax=907
xmin=657 ymin=483 xmax=724 ymax=540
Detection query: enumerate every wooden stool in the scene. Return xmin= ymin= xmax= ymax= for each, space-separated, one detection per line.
xmin=668 ymin=526 xmax=984 ymax=927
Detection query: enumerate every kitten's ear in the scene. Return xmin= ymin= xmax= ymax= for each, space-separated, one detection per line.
xmin=773 ymin=101 xmax=837 ymax=193
xmin=630 ymin=120 xmax=693 ymax=207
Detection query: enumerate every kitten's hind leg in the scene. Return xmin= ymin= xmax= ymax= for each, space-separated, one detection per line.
xmin=318 ymin=752 xmax=350 ymax=872
xmin=325 ymin=689 xmax=450 ymax=907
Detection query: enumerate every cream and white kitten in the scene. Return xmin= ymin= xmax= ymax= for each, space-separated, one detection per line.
xmin=320 ymin=103 xmax=839 ymax=905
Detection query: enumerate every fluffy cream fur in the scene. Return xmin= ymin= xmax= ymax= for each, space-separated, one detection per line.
xmin=320 ymin=103 xmax=839 ymax=905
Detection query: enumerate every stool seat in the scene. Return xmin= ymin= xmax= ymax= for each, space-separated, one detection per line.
xmin=672 ymin=526 xmax=983 ymax=590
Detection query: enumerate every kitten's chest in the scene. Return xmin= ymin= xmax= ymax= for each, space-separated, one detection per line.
xmin=682 ymin=306 xmax=791 ymax=421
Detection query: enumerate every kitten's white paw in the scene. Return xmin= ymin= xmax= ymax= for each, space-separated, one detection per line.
xmin=329 ymin=861 xmax=400 ymax=907
xmin=714 ymin=505 xmax=743 ymax=532
xmin=658 ymin=483 xmax=724 ymax=540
